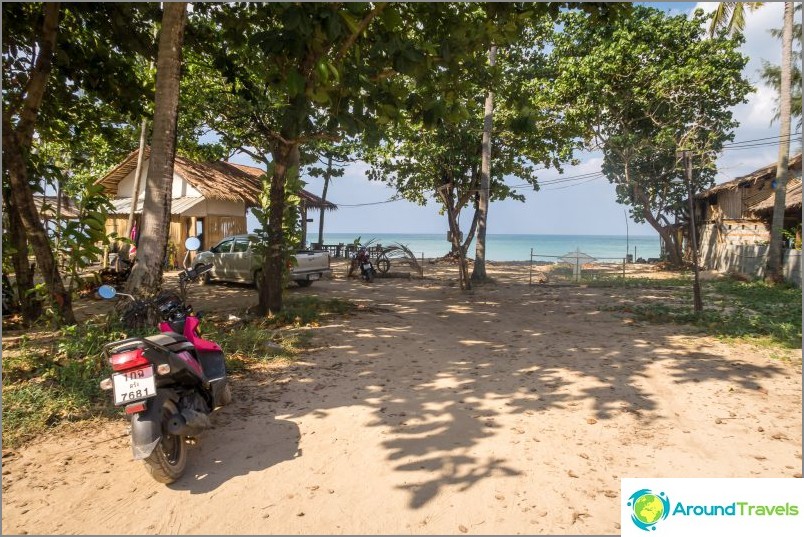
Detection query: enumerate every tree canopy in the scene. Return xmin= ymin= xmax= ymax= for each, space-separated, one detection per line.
xmin=549 ymin=6 xmax=753 ymax=265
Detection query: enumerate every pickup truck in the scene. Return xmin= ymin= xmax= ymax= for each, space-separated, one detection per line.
xmin=193 ymin=234 xmax=331 ymax=288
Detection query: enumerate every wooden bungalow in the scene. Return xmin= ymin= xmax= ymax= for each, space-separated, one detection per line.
xmin=95 ymin=147 xmax=336 ymax=262
xmin=692 ymin=153 xmax=802 ymax=282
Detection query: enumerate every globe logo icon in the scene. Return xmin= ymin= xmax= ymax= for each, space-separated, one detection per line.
xmin=627 ymin=489 xmax=670 ymax=531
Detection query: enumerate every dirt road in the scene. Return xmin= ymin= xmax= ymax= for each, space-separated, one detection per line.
xmin=2 ymin=264 xmax=801 ymax=534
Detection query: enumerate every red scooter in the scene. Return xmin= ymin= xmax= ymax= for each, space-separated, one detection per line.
xmin=98 ymin=237 xmax=230 ymax=483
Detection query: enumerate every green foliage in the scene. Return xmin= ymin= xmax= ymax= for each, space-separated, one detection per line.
xmin=59 ymin=182 xmax=115 ymax=288
xmin=760 ymin=5 xmax=802 ymax=127
xmin=3 ymin=293 xmax=354 ymax=446
xmin=1 ymin=320 xmax=154 ymax=447
xmin=607 ymin=278 xmax=802 ymax=348
xmin=550 ymin=6 xmax=753 ymax=249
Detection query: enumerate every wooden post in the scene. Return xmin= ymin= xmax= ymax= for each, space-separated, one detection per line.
xmin=189 ymin=216 xmax=197 ymax=263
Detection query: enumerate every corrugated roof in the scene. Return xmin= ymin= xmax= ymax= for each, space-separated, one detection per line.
xmin=750 ymin=179 xmax=803 ymax=214
xmin=697 ymin=153 xmax=802 ymax=198
xmin=96 ymin=148 xmax=337 ymax=210
xmin=33 ymin=195 xmax=81 ymax=219
xmin=109 ymin=196 xmax=205 ymax=216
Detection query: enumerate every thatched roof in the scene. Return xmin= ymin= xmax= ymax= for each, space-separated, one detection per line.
xmin=750 ymin=179 xmax=803 ymax=214
xmin=697 ymin=153 xmax=802 ymax=198
xmin=95 ymin=147 xmax=337 ymax=211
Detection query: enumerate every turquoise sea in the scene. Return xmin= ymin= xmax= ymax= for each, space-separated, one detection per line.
xmin=319 ymin=233 xmax=661 ymax=262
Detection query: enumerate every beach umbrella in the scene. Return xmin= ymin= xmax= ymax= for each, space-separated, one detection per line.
xmin=558 ymin=248 xmax=596 ymax=282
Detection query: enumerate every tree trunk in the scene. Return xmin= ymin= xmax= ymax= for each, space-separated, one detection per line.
xmin=439 ymin=183 xmax=471 ymax=290
xmin=765 ymin=1 xmax=794 ymax=283
xmin=2 ymin=138 xmax=76 ymax=325
xmin=0 ymin=3 xmax=75 ymax=326
xmin=472 ymin=45 xmax=497 ymax=282
xmin=125 ymin=2 xmax=187 ymax=297
xmin=632 ymin=184 xmax=683 ymax=266
xmin=317 ymin=154 xmax=333 ymax=246
xmin=4 ymin=193 xmax=43 ymax=324
xmin=258 ymin=144 xmax=300 ymax=315
xmin=126 ymin=117 xmax=149 ymax=238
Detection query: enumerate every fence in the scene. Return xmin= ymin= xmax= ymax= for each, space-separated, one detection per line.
xmin=528 ymin=248 xmax=629 ymax=285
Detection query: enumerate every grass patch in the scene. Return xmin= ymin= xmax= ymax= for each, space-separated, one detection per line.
xmin=2 ymin=294 xmax=356 ymax=448
xmin=2 ymin=320 xmax=153 ymax=447
xmin=615 ymin=279 xmax=801 ymax=349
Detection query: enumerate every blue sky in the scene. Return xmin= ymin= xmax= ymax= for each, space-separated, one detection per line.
xmin=229 ymin=2 xmax=796 ymax=237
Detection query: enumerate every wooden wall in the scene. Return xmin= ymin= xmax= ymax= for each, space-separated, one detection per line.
xmin=704 ymin=184 xmax=774 ymax=221
xmin=206 ymin=215 xmax=247 ymax=248
xmin=104 ymin=213 xmax=247 ymax=268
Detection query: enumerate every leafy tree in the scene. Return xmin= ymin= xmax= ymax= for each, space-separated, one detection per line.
xmin=2 ymin=3 xmax=75 ymax=325
xmin=126 ymin=2 xmax=188 ymax=298
xmin=2 ymin=2 xmax=157 ymax=325
xmin=550 ymin=6 xmax=752 ymax=266
xmin=186 ymin=2 xmax=519 ymax=311
xmin=364 ymin=6 xmax=594 ymax=288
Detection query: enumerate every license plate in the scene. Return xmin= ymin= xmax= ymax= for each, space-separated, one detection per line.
xmin=308 ymin=273 xmax=320 ymax=280
xmin=362 ymin=263 xmax=372 ymax=270
xmin=112 ymin=365 xmax=157 ymax=406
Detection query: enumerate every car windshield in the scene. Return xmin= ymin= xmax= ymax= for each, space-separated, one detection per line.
xmin=211 ymin=239 xmax=233 ymax=253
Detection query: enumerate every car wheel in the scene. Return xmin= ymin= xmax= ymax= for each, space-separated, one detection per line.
xmin=195 ymin=264 xmax=211 ymax=285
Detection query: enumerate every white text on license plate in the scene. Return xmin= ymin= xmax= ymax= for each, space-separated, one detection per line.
xmin=112 ymin=365 xmax=157 ymax=406
xmin=308 ymin=273 xmax=320 ymax=280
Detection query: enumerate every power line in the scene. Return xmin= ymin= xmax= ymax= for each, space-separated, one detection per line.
xmin=722 ymin=132 xmax=801 ymax=147
xmin=330 ymin=197 xmax=404 ymax=208
xmin=539 ymin=175 xmax=603 ymax=191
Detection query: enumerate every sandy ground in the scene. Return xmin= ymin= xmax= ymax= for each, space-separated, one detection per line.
xmin=1 ymin=261 xmax=802 ymax=535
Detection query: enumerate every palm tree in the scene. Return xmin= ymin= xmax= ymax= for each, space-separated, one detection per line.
xmin=471 ymin=45 xmax=497 ymax=282
xmin=710 ymin=2 xmax=794 ymax=283
xmin=126 ymin=2 xmax=188 ymax=295
xmin=765 ymin=3 xmax=795 ymax=282
xmin=708 ymin=2 xmax=764 ymax=38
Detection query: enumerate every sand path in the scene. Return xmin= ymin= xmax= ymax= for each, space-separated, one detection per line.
xmin=2 ymin=263 xmax=801 ymax=534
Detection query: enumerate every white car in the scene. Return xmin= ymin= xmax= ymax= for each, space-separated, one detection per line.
xmin=193 ymin=234 xmax=331 ymax=288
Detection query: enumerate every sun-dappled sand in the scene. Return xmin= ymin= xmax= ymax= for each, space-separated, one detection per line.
xmin=2 ymin=260 xmax=801 ymax=534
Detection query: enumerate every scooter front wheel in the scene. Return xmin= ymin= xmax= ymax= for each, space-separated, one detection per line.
xmin=143 ymin=400 xmax=187 ymax=484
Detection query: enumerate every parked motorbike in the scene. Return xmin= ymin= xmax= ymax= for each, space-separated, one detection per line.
xmin=97 ymin=237 xmax=229 ymax=484
xmin=353 ymin=244 xmax=376 ymax=283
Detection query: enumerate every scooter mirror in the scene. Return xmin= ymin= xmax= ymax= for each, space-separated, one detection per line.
xmin=185 ymin=236 xmax=201 ymax=252
xmin=98 ymin=285 xmax=117 ymax=300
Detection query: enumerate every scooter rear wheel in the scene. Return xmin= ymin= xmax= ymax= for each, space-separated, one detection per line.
xmin=144 ymin=400 xmax=187 ymax=484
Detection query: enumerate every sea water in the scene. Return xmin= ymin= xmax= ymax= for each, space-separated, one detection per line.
xmin=319 ymin=233 xmax=661 ymax=262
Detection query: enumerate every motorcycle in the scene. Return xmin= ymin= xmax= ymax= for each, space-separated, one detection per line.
xmin=353 ymin=244 xmax=376 ymax=283
xmin=97 ymin=237 xmax=229 ymax=484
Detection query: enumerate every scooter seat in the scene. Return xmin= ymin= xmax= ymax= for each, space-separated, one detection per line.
xmin=146 ymin=332 xmax=188 ymax=346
